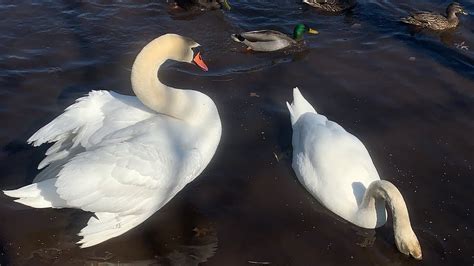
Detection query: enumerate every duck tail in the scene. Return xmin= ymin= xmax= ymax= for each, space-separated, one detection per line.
xmin=231 ymin=34 xmax=245 ymax=43
xmin=286 ymin=87 xmax=317 ymax=125
xmin=400 ymin=16 xmax=416 ymax=25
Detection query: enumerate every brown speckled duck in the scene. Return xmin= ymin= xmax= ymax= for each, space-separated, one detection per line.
xmin=401 ymin=2 xmax=468 ymax=31
xmin=302 ymin=0 xmax=356 ymax=13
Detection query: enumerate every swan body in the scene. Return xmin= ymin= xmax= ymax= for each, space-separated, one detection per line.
xmin=3 ymin=34 xmax=221 ymax=248
xmin=286 ymin=88 xmax=422 ymax=259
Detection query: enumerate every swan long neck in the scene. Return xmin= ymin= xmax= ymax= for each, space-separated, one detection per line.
xmin=130 ymin=36 xmax=195 ymax=121
xmin=359 ymin=180 xmax=412 ymax=233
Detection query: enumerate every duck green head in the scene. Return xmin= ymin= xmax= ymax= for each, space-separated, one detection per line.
xmin=293 ymin=24 xmax=319 ymax=40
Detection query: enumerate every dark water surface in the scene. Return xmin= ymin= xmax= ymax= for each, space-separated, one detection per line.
xmin=0 ymin=1 xmax=473 ymax=265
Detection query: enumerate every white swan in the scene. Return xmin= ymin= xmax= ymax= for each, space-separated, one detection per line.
xmin=286 ymin=88 xmax=422 ymax=260
xmin=3 ymin=34 xmax=222 ymax=248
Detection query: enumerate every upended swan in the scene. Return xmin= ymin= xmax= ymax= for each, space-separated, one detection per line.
xmin=3 ymin=34 xmax=222 ymax=248
xmin=286 ymin=88 xmax=422 ymax=259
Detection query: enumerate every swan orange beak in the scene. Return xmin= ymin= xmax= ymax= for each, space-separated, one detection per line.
xmin=193 ymin=52 xmax=208 ymax=72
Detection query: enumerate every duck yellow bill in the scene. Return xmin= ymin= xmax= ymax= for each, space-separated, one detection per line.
xmin=193 ymin=52 xmax=208 ymax=72
xmin=308 ymin=28 xmax=319 ymax=34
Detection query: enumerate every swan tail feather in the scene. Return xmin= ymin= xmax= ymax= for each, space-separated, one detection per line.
xmin=287 ymin=87 xmax=317 ymax=125
xmin=3 ymin=179 xmax=67 ymax=208
xmin=77 ymin=212 xmax=149 ymax=248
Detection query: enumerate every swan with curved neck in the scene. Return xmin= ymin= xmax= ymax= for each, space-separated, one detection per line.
xmin=3 ymin=34 xmax=221 ymax=248
xmin=286 ymin=87 xmax=422 ymax=259
xmin=131 ymin=34 xmax=211 ymax=122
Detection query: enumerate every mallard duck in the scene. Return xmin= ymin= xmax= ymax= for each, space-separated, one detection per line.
xmin=303 ymin=0 xmax=356 ymax=13
xmin=231 ymin=24 xmax=319 ymax=52
xmin=175 ymin=0 xmax=231 ymax=11
xmin=401 ymin=2 xmax=467 ymax=31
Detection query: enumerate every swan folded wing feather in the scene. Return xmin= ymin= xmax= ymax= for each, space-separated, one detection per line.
xmin=27 ymin=91 xmax=113 ymax=171
xmin=45 ymin=134 xmax=72 ymax=156
xmin=296 ymin=115 xmax=379 ymax=210
xmin=294 ymin=152 xmax=318 ymax=190
xmin=314 ymin=121 xmax=379 ymax=184
xmin=87 ymin=93 xmax=155 ymax=145
xmin=30 ymin=91 xmax=156 ymax=170
xmin=27 ymin=90 xmax=113 ymax=148
xmin=56 ymin=146 xmax=161 ymax=213
xmin=55 ymin=139 xmax=202 ymax=215
xmin=56 ymin=142 xmax=202 ymax=248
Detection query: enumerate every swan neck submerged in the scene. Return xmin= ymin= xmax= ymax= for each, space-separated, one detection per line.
xmin=360 ymin=180 xmax=411 ymax=231
xmin=359 ymin=180 xmax=422 ymax=259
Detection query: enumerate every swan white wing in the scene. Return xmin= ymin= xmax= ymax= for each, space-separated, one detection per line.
xmin=56 ymin=142 xmax=201 ymax=213
xmin=28 ymin=90 xmax=154 ymax=170
xmin=29 ymin=90 xmax=113 ymax=148
xmin=294 ymin=114 xmax=380 ymax=214
xmin=24 ymin=91 xmax=204 ymax=247
xmin=55 ymin=133 xmax=202 ymax=247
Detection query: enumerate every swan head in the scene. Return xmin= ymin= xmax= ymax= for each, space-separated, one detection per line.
xmin=167 ymin=34 xmax=208 ymax=71
xmin=142 ymin=34 xmax=209 ymax=71
xmin=394 ymin=226 xmax=422 ymax=260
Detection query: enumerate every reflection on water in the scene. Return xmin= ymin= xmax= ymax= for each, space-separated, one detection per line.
xmin=0 ymin=0 xmax=473 ymax=265
xmin=18 ymin=227 xmax=217 ymax=265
